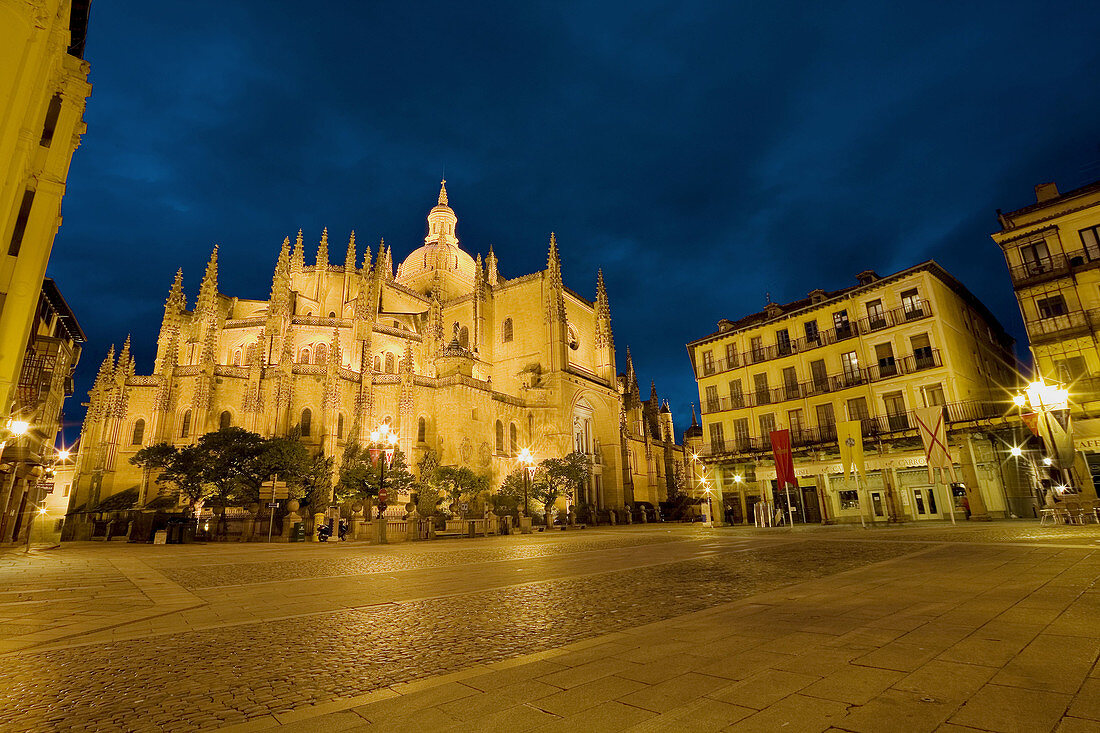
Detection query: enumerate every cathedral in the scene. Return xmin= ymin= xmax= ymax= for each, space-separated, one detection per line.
xmin=71 ymin=183 xmax=684 ymax=515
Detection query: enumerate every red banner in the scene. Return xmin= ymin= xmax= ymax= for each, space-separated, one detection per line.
xmin=770 ymin=429 xmax=797 ymax=489
xmin=1021 ymin=412 xmax=1039 ymax=437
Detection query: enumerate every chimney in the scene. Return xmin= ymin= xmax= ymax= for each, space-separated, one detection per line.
xmin=1035 ymin=182 xmax=1060 ymax=203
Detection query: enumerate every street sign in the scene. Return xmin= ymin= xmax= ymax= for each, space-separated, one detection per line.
xmin=460 ymin=502 xmax=469 ymax=512
xmin=266 ymin=502 xmax=279 ymax=509
xmin=378 ymin=488 xmax=389 ymax=503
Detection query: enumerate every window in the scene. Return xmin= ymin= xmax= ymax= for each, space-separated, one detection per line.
xmin=776 ymin=329 xmax=792 ymax=355
xmin=815 ymin=403 xmax=836 ymax=440
xmin=1080 ymin=225 xmax=1100 ymax=260
xmin=232 ymin=349 xmax=242 ymax=367
xmin=750 ymin=336 xmax=764 ymax=362
xmin=338 ymin=413 xmax=345 ymax=439
xmin=724 ymin=343 xmax=738 ymax=369
xmin=219 ymin=411 xmax=231 ymax=429
xmin=804 ymin=320 xmax=820 ymax=345
xmin=299 ymin=347 xmax=311 ymax=364
xmin=460 ymin=326 xmax=470 ymax=349
xmin=838 ymin=490 xmax=859 ymax=510
xmin=782 ymin=366 xmax=799 ymax=399
xmin=810 ymin=359 xmax=828 ymax=392
xmin=759 ymin=414 xmax=776 ymax=448
xmin=1055 ymin=357 xmax=1086 ymax=382
xmin=841 ymin=351 xmax=861 ymax=385
xmin=373 ymin=355 xmax=381 ymax=372
xmin=833 ymin=310 xmax=851 ymax=338
xmin=8 ymin=189 xmax=34 ymax=257
xmin=705 ymin=385 xmax=720 ymax=413
xmin=300 ymin=408 xmax=312 ymax=437
xmin=788 ymin=409 xmax=804 ymax=438
xmin=708 ymin=423 xmax=725 ymax=453
xmin=732 ymin=418 xmax=750 ymax=449
xmin=883 ymin=392 xmax=907 ymax=430
xmin=385 ymin=352 xmax=395 ymax=373
xmin=417 ymin=417 xmax=426 ymax=443
xmin=702 ymin=350 xmax=715 ymax=375
xmin=753 ymin=373 xmax=770 ymax=405
xmin=40 ymin=94 xmax=62 ymax=147
xmin=131 ymin=419 xmax=145 ymax=446
xmin=180 ymin=410 xmax=192 ymax=439
xmin=874 ymin=342 xmax=896 ymax=377
xmin=495 ymin=420 xmax=504 ymax=453
xmin=911 ymin=333 xmax=934 ymax=368
xmin=502 ymin=318 xmax=513 ymax=343
xmin=1036 ymin=295 xmax=1068 ymax=319
xmin=510 ymin=423 xmax=518 ymax=456
xmin=901 ymin=289 xmax=924 ymax=319
xmin=729 ymin=379 xmax=743 ymax=408
xmin=315 ymin=343 xmax=328 ymax=365
xmin=245 ymin=344 xmax=256 ymax=365
xmin=923 ymin=384 xmax=946 ymax=407
xmin=846 ymin=397 xmax=869 ymax=422
xmin=1020 ymin=240 xmax=1052 ymax=273
xmin=866 ymin=299 xmax=886 ymax=330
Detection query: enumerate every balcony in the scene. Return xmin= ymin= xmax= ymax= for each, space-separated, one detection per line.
xmin=1025 ymin=310 xmax=1092 ymax=344
xmin=1008 ymin=254 xmax=1070 ymax=288
xmin=695 ymin=301 xmax=934 ymax=377
xmin=698 ymin=349 xmax=943 ymax=415
xmin=700 ymin=400 xmax=1006 ymax=459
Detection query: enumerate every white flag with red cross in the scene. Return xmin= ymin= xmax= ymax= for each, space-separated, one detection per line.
xmin=915 ymin=406 xmax=956 ymax=484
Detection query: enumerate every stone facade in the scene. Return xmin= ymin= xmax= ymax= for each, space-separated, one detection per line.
xmin=69 ymin=183 xmax=683 ymax=513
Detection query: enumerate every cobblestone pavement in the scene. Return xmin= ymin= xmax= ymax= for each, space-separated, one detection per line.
xmin=155 ymin=533 xmax=685 ymax=589
xmin=1 ymin=522 xmax=1097 ymax=732
xmin=0 ymin=535 xmax=921 ymax=732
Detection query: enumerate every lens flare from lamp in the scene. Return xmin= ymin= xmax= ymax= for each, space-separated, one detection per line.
xmin=57 ymin=449 xmax=70 ymax=460
xmin=7 ymin=420 xmax=29 ymax=436
xmin=1012 ymin=394 xmax=1026 ymax=407
xmin=1042 ymin=457 xmax=1053 ymax=466
xmin=1009 ymin=447 xmax=1022 ymax=457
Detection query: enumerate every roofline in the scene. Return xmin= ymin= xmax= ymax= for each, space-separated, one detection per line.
xmin=999 ymin=179 xmax=1100 ymax=223
xmin=686 ymin=260 xmax=1013 ymax=350
xmin=42 ymin=278 xmax=87 ymax=343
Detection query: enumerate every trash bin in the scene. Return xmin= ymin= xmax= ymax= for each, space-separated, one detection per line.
xmin=290 ymin=522 xmax=306 ymax=542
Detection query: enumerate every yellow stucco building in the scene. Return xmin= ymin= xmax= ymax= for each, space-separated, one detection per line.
xmin=69 ymin=183 xmax=683 ymax=518
xmin=687 ymin=262 xmax=1030 ymax=524
xmin=993 ymin=179 xmax=1100 ymax=495
xmin=0 ymin=0 xmax=90 ymax=423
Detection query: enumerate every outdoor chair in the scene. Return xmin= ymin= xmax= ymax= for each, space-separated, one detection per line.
xmin=1040 ymin=507 xmax=1058 ymax=526
xmin=1054 ymin=505 xmax=1074 ymax=525
xmin=1063 ymin=502 xmax=1086 ymax=525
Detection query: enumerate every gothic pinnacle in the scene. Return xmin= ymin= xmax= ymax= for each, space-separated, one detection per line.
xmin=196 ymin=245 xmax=219 ymax=314
xmin=292 ymin=229 xmax=305 ymax=271
xmin=438 ymin=179 xmax=448 ymax=207
xmin=317 ymin=227 xmax=329 ymax=267
xmin=345 ymin=230 xmax=357 ymax=271
xmin=547 ymin=232 xmax=560 ymax=271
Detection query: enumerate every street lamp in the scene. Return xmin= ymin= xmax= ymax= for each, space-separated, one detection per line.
xmin=517 ymin=448 xmax=536 ymax=517
xmin=368 ymin=423 xmax=398 ymax=519
xmin=26 ymin=444 xmax=68 ymax=552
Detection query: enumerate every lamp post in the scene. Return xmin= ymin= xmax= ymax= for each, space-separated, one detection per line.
xmin=26 ymin=445 xmax=69 ymax=552
xmin=517 ymin=448 xmax=535 ymax=534
xmin=368 ymin=423 xmax=398 ymax=519
xmin=1014 ymin=379 xmax=1073 ymax=497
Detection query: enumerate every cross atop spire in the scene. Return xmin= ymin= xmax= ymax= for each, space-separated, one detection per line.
xmin=438 ymin=179 xmax=448 ymax=207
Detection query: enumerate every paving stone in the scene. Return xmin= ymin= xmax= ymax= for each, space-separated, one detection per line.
xmin=707 ymin=668 xmax=821 ymax=709
xmin=800 ymin=664 xmax=905 ymax=705
xmin=530 ymin=675 xmax=645 ymax=717
xmin=725 ymin=693 xmax=851 ymax=733
xmin=949 ymin=683 xmax=1071 ymax=733
xmin=1066 ymin=678 xmax=1100 ymax=721
xmin=892 ymin=659 xmax=998 ymax=702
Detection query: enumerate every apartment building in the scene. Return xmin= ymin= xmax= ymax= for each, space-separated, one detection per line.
xmin=687 ymin=261 xmax=1028 ymax=524
xmin=993 ymin=179 xmax=1100 ymax=494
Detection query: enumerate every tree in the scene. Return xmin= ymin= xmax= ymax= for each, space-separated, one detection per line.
xmin=434 ymin=465 xmax=488 ymax=516
xmin=130 ymin=442 xmax=209 ymax=513
xmin=193 ymin=428 xmax=268 ymax=510
xmin=493 ymin=469 xmax=527 ymax=515
xmin=335 ymin=442 xmax=416 ymax=510
xmin=534 ymin=451 xmax=589 ymax=520
xmin=298 ymin=451 xmax=335 ymax=514
xmin=259 ymin=427 xmax=310 ymax=501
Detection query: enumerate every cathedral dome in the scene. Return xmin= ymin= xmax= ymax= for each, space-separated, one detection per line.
xmin=394 ymin=180 xmax=477 ymax=294
xmin=396 ymin=240 xmax=477 ymax=286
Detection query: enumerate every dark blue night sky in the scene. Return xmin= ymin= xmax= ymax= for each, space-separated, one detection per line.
xmin=50 ymin=1 xmax=1100 ymax=443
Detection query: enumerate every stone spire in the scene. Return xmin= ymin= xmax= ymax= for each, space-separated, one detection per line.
xmin=650 ymin=380 xmax=659 ymax=406
xmin=291 ymin=229 xmax=305 ymax=272
xmin=545 ymin=233 xmax=567 ymax=324
xmin=625 ymin=346 xmax=641 ymax=406
xmin=690 ymin=403 xmax=699 ymax=428
xmin=344 ymin=230 xmax=357 ymax=272
xmin=382 ymin=240 xmax=394 ymax=280
xmin=155 ymin=269 xmax=186 ymax=374
xmin=88 ymin=345 xmax=116 ymax=424
xmin=116 ymin=335 xmax=134 ymax=380
xmin=268 ymin=237 xmax=291 ymax=327
xmin=486 ymin=244 xmax=499 ymax=286
xmin=595 ymin=268 xmax=613 ymax=350
xmin=316 ymin=227 xmax=329 ymax=268
xmin=194 ymin=245 xmax=219 ymax=319
xmin=438 ymin=178 xmax=449 ymax=207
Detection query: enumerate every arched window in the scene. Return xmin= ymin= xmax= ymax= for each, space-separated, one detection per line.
xmin=460 ymin=326 xmax=469 ymax=349
xmin=495 ymin=420 xmax=504 ymax=454
xmin=328 ymin=311 xmax=336 ymax=318
xmin=417 ymin=417 xmax=426 ymax=443
xmin=315 ymin=343 xmax=328 ymax=365
xmin=220 ymin=410 xmax=231 ymax=429
xmin=503 ymin=318 xmax=513 ymax=343
xmin=509 ymin=423 xmax=518 ymax=456
xmin=180 ymin=410 xmax=192 ymax=438
xmin=244 ymin=344 xmax=256 ymax=365
xmin=299 ymin=347 xmax=311 ymax=364
xmin=300 ymin=408 xmax=312 ymax=437
xmin=131 ymin=419 xmax=145 ymax=446
xmin=232 ymin=349 xmax=242 ymax=366
xmin=337 ymin=413 xmax=345 ymax=440
xmin=385 ymin=352 xmax=395 ymax=373
xmin=373 ymin=355 xmax=381 ymax=372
